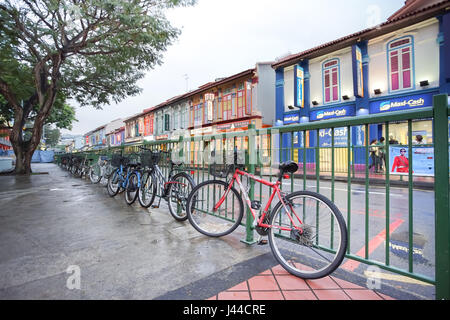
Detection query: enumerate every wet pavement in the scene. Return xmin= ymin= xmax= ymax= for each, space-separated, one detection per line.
xmin=0 ymin=164 xmax=434 ymax=300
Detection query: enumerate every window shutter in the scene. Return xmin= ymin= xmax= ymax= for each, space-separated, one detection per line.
xmin=390 ymin=51 xmax=399 ymax=91
xmin=164 ymin=114 xmax=170 ymax=131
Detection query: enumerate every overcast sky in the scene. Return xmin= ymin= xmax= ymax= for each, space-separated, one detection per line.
xmin=63 ymin=0 xmax=405 ymax=136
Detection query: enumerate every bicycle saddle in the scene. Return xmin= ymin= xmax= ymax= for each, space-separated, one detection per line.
xmin=279 ymin=161 xmax=299 ymax=174
xmin=170 ymin=160 xmax=183 ymax=167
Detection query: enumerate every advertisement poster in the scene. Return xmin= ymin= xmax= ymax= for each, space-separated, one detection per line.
xmin=389 ymin=146 xmax=434 ymax=176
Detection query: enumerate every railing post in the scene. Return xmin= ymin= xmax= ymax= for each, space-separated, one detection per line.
xmin=433 ymin=94 xmax=450 ymax=300
xmin=241 ymin=123 xmax=257 ymax=245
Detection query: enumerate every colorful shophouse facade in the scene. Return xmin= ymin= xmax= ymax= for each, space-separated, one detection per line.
xmin=105 ymin=118 xmax=125 ymax=147
xmin=272 ymin=0 xmax=450 ymax=172
xmin=185 ymin=63 xmax=275 ymax=161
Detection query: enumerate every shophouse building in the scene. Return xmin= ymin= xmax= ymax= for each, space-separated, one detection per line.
xmin=272 ymin=0 xmax=450 ymax=171
xmin=104 ymin=118 xmax=125 ymax=147
xmin=124 ymin=113 xmax=144 ymax=144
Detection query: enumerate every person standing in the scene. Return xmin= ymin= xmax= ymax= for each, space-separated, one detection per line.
xmin=368 ymin=139 xmax=379 ymax=173
xmin=377 ymin=137 xmax=386 ymax=172
xmin=413 ymin=135 xmax=425 ymax=145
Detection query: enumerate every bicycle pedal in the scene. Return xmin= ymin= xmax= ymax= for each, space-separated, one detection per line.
xmin=151 ymin=205 xmax=159 ymax=209
xmin=257 ymin=239 xmax=268 ymax=246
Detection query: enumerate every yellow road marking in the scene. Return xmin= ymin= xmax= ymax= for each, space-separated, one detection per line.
xmin=364 ymin=270 xmax=433 ymax=286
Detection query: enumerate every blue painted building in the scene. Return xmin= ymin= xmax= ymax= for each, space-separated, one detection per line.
xmin=272 ymin=0 xmax=450 ymax=172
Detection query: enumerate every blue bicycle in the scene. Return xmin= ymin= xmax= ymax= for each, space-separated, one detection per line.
xmin=107 ymin=153 xmax=142 ymax=205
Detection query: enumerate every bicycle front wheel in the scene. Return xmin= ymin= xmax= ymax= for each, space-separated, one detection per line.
xmin=167 ymin=172 xmax=196 ymax=221
xmin=90 ymin=164 xmax=102 ymax=184
xmin=186 ymin=180 xmax=244 ymax=237
xmin=268 ymin=191 xmax=347 ymax=279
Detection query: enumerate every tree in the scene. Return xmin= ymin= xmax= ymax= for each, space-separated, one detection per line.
xmin=0 ymin=0 xmax=195 ymax=173
xmin=42 ymin=125 xmax=61 ymax=147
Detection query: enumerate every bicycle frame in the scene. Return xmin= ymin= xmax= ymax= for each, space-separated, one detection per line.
xmin=149 ymin=164 xmax=179 ymax=197
xmin=114 ymin=164 xmax=141 ymax=189
xmin=213 ymin=169 xmax=304 ymax=232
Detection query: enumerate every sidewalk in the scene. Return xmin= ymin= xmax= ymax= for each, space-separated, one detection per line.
xmin=0 ymin=164 xmax=427 ymax=300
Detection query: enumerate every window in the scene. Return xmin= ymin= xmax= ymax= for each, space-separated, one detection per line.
xmin=388 ymin=36 xmax=413 ymax=92
xmin=222 ymin=94 xmax=232 ymax=120
xmin=173 ymin=109 xmax=179 ymax=130
xmin=164 ymin=114 xmax=170 ymax=132
xmin=323 ymin=59 xmax=340 ymax=103
xmin=194 ymin=104 xmax=202 ymax=126
xmin=237 ymin=90 xmax=245 ymax=118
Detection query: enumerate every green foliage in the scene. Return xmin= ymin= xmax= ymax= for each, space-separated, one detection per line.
xmin=0 ymin=0 xmax=195 ymax=172
xmin=43 ymin=125 xmax=61 ymax=147
xmin=1 ymin=0 xmax=196 ymax=108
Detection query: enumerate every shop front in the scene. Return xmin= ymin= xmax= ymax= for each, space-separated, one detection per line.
xmin=368 ymin=91 xmax=436 ymax=145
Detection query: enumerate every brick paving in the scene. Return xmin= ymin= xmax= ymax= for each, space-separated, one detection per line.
xmin=207 ymin=264 xmax=395 ymax=301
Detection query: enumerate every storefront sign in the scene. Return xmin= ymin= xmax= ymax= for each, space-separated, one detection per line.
xmin=283 ymin=114 xmax=299 ymax=124
xmin=191 ymin=127 xmax=213 ymax=136
xmin=369 ymin=93 xmax=433 ymax=114
xmin=355 ymin=46 xmax=364 ymax=97
xmin=310 ymin=105 xmax=355 ymax=121
xmin=216 ymin=120 xmax=250 ymax=131
xmin=156 ymin=134 xmax=169 ymax=140
xmin=319 ymin=127 xmax=348 ymax=147
xmin=294 ymin=65 xmax=304 ymax=108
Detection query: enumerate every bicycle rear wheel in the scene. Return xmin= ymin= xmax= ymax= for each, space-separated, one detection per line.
xmin=167 ymin=172 xmax=196 ymax=221
xmin=138 ymin=171 xmax=157 ymax=208
xmin=186 ymin=180 xmax=244 ymax=237
xmin=125 ymin=172 xmax=139 ymax=205
xmin=107 ymin=170 xmax=121 ymax=197
xmin=268 ymin=191 xmax=347 ymax=279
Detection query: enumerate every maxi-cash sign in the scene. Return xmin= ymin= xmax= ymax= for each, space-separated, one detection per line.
xmin=369 ymin=92 xmax=434 ymax=114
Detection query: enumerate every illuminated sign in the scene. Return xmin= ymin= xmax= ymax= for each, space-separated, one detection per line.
xmin=355 ymin=46 xmax=364 ymax=97
xmin=310 ymin=105 xmax=355 ymax=121
xmin=370 ymin=93 xmax=433 ymax=114
xmin=319 ymin=127 xmax=348 ymax=147
xmin=283 ymin=115 xmax=299 ymax=124
xmin=294 ymin=65 xmax=304 ymax=108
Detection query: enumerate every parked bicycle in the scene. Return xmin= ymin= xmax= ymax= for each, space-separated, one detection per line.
xmin=138 ymin=146 xmax=196 ymax=221
xmin=89 ymin=155 xmax=114 ymax=184
xmin=186 ymin=156 xmax=348 ymax=279
xmin=107 ymin=153 xmax=143 ymax=205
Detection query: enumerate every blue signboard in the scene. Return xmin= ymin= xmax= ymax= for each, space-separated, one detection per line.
xmin=354 ymin=46 xmax=364 ymax=97
xmin=319 ymin=127 xmax=348 ymax=147
xmin=310 ymin=105 xmax=355 ymax=121
xmin=369 ymin=92 xmax=433 ymax=114
xmin=283 ymin=114 xmax=299 ymax=124
xmin=294 ymin=65 xmax=304 ymax=108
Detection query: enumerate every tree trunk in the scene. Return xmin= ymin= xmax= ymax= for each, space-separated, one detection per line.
xmin=11 ymin=141 xmax=33 ymax=174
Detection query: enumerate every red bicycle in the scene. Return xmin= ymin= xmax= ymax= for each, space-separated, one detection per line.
xmin=186 ymin=160 xmax=348 ymax=279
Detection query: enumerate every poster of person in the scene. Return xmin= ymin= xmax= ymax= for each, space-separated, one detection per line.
xmin=389 ymin=146 xmax=435 ymax=176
